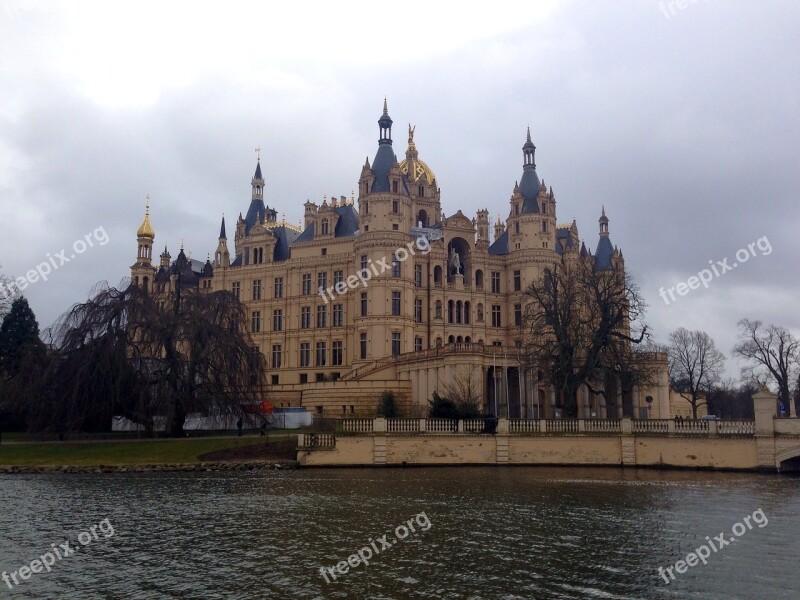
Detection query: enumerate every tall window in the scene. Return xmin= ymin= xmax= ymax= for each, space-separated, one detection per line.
xmin=333 ymin=303 xmax=343 ymax=327
xmin=273 ymin=309 xmax=283 ymax=331
xmin=332 ymin=341 xmax=343 ymax=366
xmin=392 ymin=253 xmax=401 ymax=277
xmin=514 ymin=221 xmax=520 ymax=234
xmin=360 ymin=292 xmax=368 ymax=317
xmin=491 ymin=271 xmax=501 ymax=294
xmin=542 ymin=220 xmax=548 ymax=233
xmin=316 ymin=304 xmax=327 ymax=328
xmin=232 ymin=282 xmax=240 ymax=299
xmin=334 ymin=270 xmax=344 ymax=287
xmin=392 ymin=198 xmax=398 ymax=211
xmin=302 ymin=273 xmax=312 ymax=295
xmin=392 ymin=291 xmax=401 ymax=316
xmin=321 ymin=219 xmax=329 ymax=235
xmin=271 ymin=345 xmax=282 ymax=369
xmin=252 ymin=279 xmax=262 ymax=300
xmin=514 ymin=304 xmax=522 ymax=327
xmin=316 ymin=342 xmax=327 ymax=366
xmin=300 ymin=342 xmax=311 ymax=367
xmin=360 ymin=255 xmax=368 ymax=271
xmin=251 ymin=311 xmax=261 ymax=333
xmin=360 ymin=332 xmax=367 ymax=359
xmin=274 ymin=277 xmax=283 ymax=298
xmin=300 ymin=306 xmax=311 ymax=329
xmin=513 ymin=270 xmax=521 ymax=292
xmin=415 ymin=337 xmax=423 ymax=352
xmin=391 ymin=332 xmax=401 ymax=356
xmin=414 ymin=298 xmax=423 ymax=323
xmin=491 ymin=305 xmax=502 ymax=327
xmin=414 ymin=264 xmax=422 ymax=287
xmin=317 ymin=272 xmax=327 ymax=291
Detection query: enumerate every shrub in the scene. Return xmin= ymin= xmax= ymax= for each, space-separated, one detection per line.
xmin=377 ymin=390 xmax=401 ymax=418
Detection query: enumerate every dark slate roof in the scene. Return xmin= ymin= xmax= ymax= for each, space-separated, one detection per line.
xmin=254 ymin=161 xmax=262 ymax=180
xmin=219 ymin=216 xmax=226 ymax=239
xmin=333 ymin=204 xmax=359 ymax=237
xmin=294 ymin=222 xmax=314 ymax=243
xmin=488 ymin=230 xmax=509 ymax=255
xmin=519 ymin=166 xmax=541 ymax=214
xmin=594 ymin=236 xmax=614 ymax=270
xmin=231 ymin=254 xmax=242 ymax=266
xmin=155 ymin=266 xmax=170 ymax=283
xmin=243 ymin=201 xmax=278 ymax=235
xmin=294 ymin=205 xmax=360 ymax=243
xmin=371 ymin=144 xmax=396 ymax=193
xmin=269 ymin=226 xmax=300 ymax=262
xmin=555 ymin=228 xmax=575 ymax=255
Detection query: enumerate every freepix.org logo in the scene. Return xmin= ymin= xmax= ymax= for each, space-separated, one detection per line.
xmin=318 ymin=235 xmax=432 ymax=304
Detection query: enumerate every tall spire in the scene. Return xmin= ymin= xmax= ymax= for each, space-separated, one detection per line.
xmin=219 ymin=214 xmax=227 ymax=239
xmin=523 ymin=125 xmax=536 ymax=169
xmin=378 ymin=97 xmax=393 ymax=145
xmin=137 ymin=194 xmax=155 ymax=239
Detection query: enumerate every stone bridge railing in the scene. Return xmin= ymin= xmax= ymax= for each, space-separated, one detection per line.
xmin=340 ymin=417 xmax=758 ymax=437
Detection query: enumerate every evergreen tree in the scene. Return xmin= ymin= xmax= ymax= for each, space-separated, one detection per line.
xmin=0 ymin=297 xmax=44 ymax=378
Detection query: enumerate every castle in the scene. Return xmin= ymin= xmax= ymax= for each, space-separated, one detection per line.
xmin=131 ymin=101 xmax=670 ymax=419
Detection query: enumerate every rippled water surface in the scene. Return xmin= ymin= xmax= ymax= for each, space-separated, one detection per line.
xmin=0 ymin=467 xmax=798 ymax=599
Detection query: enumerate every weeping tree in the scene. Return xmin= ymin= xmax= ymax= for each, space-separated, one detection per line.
xmin=17 ymin=282 xmax=266 ymax=436
xmin=522 ymin=254 xmax=656 ymax=417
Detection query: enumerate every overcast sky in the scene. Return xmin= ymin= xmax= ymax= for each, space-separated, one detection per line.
xmin=1 ymin=0 xmax=798 ymax=379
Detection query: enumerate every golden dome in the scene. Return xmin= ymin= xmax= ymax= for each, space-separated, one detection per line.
xmin=399 ymin=124 xmax=436 ymax=184
xmin=137 ymin=197 xmax=155 ymax=239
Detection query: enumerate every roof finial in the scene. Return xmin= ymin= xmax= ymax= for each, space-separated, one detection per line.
xmin=602 ymin=204 xmax=606 ymax=217
xmin=181 ymin=238 xmax=184 ymax=250
xmin=526 ymin=126 xmax=531 ymax=143
xmin=408 ymin=123 xmax=415 ymax=144
xmin=351 ymin=190 xmax=355 ymax=204
xmin=383 ymin=96 xmax=388 ymax=116
xmin=255 ymin=146 xmax=261 ymax=162
xmin=145 ymin=193 xmax=150 ymax=215
xmin=281 ymin=212 xmax=286 ymax=225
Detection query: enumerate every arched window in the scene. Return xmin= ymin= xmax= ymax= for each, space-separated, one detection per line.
xmin=464 ymin=301 xmax=471 ymax=325
xmin=417 ymin=209 xmax=428 ymax=227
xmin=448 ymin=335 xmax=455 ymax=343
xmin=433 ymin=265 xmax=442 ymax=285
xmin=465 ymin=336 xmax=471 ymax=343
xmin=448 ymin=300 xmax=454 ymax=324
xmin=321 ymin=219 xmax=329 ymax=235
xmin=456 ymin=301 xmax=462 ymax=324
xmin=142 ymin=277 xmax=149 ymax=293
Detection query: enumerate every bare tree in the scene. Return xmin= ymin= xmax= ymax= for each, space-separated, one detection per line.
xmin=733 ymin=319 xmax=799 ymax=415
xmin=667 ymin=328 xmax=725 ymax=419
xmin=522 ymin=255 xmax=656 ymax=417
xmin=442 ymin=366 xmax=482 ymax=418
xmin=18 ymin=281 xmax=266 ymax=436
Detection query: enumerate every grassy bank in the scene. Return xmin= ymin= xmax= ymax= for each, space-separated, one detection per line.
xmin=0 ymin=433 xmax=297 ymax=467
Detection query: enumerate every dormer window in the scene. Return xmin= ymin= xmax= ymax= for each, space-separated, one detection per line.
xmin=515 ymin=204 xmax=519 ymax=216
xmin=392 ymin=181 xmax=398 ymax=194
xmin=321 ymin=219 xmax=329 ymax=235
xmin=541 ymin=202 xmax=546 ymax=214
xmin=418 ymin=185 xmax=424 ymax=197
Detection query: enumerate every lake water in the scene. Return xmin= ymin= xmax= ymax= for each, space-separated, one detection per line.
xmin=0 ymin=467 xmax=798 ymax=599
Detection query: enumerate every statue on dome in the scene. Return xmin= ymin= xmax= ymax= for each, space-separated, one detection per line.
xmin=408 ymin=124 xmax=415 ymax=144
